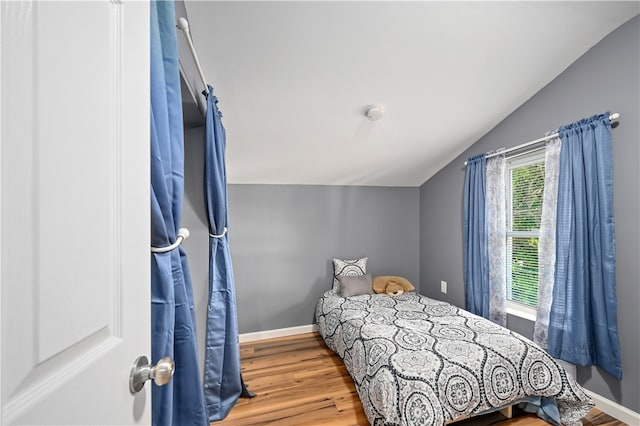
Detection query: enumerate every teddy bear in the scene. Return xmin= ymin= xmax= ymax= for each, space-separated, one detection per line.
xmin=373 ymin=276 xmax=415 ymax=296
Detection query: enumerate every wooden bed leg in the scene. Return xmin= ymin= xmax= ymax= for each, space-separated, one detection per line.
xmin=500 ymin=405 xmax=513 ymax=419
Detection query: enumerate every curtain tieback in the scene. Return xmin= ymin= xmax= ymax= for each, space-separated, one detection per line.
xmin=209 ymin=227 xmax=228 ymax=239
xmin=151 ymin=228 xmax=190 ymax=253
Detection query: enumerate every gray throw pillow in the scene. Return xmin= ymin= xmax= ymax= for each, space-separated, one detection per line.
xmin=338 ymin=274 xmax=373 ymax=297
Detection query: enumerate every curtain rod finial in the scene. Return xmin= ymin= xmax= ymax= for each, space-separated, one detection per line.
xmin=177 ymin=17 xmax=189 ymax=32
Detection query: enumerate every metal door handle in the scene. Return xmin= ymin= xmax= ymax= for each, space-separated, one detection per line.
xmin=129 ymin=355 xmax=175 ymax=394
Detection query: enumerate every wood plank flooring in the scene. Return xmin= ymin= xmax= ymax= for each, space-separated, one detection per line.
xmin=214 ymin=332 xmax=626 ymax=426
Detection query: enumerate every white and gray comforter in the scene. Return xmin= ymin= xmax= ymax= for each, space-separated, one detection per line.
xmin=315 ymin=291 xmax=594 ymax=426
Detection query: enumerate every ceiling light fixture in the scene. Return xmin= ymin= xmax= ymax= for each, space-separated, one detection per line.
xmin=365 ymin=105 xmax=384 ymax=121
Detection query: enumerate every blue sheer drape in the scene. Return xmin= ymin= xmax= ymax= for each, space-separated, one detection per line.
xmin=150 ymin=2 xmax=208 ymax=425
xmin=202 ymin=85 xmax=254 ymax=420
xmin=548 ymin=113 xmax=622 ymax=380
xmin=464 ymin=154 xmax=490 ymax=318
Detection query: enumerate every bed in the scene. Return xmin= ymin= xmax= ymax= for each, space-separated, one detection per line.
xmin=315 ymin=290 xmax=595 ymax=426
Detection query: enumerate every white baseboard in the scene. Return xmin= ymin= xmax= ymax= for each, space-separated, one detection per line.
xmin=589 ymin=391 xmax=640 ymax=425
xmin=239 ymin=324 xmax=318 ymax=343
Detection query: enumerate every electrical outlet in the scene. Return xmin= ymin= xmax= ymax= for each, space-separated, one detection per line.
xmin=440 ymin=280 xmax=447 ymax=294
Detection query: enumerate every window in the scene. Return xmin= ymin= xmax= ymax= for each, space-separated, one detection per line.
xmin=506 ymin=152 xmax=545 ymax=311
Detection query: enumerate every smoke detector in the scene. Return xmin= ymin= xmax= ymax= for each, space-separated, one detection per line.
xmin=365 ymin=105 xmax=384 ymax=121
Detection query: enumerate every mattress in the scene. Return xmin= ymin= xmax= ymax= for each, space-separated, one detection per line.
xmin=315 ymin=291 xmax=594 ymax=426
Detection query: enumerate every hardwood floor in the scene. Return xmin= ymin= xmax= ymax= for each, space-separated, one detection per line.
xmin=215 ymin=332 xmax=626 ymax=426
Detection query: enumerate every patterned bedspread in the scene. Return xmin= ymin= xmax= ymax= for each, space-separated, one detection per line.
xmin=315 ymin=291 xmax=594 ymax=426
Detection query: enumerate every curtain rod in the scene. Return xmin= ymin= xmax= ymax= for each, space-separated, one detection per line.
xmin=464 ymin=112 xmax=620 ymax=166
xmin=177 ymin=17 xmax=209 ymax=96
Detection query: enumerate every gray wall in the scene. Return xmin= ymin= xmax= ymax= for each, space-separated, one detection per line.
xmin=419 ymin=16 xmax=639 ymax=412
xmin=182 ymin=125 xmax=419 ymax=350
xmin=228 ymin=184 xmax=420 ymax=332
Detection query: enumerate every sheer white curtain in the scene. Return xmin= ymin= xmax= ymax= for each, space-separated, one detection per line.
xmin=533 ymin=137 xmax=562 ymax=348
xmin=486 ymin=152 xmax=507 ymax=326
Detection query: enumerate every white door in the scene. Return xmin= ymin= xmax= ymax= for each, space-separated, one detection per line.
xmin=1 ymin=1 xmax=151 ymax=424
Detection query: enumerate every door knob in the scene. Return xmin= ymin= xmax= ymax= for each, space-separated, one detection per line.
xmin=129 ymin=355 xmax=175 ymax=394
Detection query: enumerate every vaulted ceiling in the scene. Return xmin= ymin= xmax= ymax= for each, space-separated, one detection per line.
xmin=180 ymin=1 xmax=638 ymax=186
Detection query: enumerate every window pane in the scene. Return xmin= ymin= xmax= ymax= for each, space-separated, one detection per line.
xmin=509 ymin=236 xmax=539 ymax=307
xmin=511 ymin=163 xmax=544 ymax=231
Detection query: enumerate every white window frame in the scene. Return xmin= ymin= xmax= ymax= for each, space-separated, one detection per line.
xmin=505 ymin=150 xmax=545 ymax=321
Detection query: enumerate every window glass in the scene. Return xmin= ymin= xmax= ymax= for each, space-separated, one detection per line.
xmin=511 ymin=163 xmax=544 ymax=232
xmin=506 ymin=153 xmax=545 ymax=308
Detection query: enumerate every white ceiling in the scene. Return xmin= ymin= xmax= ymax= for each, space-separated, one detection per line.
xmin=183 ymin=1 xmax=638 ymax=187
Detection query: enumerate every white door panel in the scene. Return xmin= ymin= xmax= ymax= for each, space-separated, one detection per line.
xmin=1 ymin=1 xmax=150 ymax=424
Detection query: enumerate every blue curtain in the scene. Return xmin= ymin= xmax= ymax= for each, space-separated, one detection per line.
xmin=150 ymin=2 xmax=208 ymax=425
xmin=463 ymin=154 xmax=490 ymax=318
xmin=202 ymin=85 xmax=254 ymax=421
xmin=548 ymin=113 xmax=622 ymax=380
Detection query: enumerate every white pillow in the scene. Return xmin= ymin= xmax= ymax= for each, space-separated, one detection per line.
xmin=332 ymin=257 xmax=367 ymax=292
